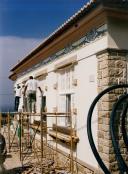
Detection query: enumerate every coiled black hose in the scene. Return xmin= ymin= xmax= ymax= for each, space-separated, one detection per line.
xmin=87 ymin=84 xmax=128 ymax=174
xmin=121 ymin=100 xmax=128 ymax=152
xmin=110 ymin=94 xmax=128 ymax=174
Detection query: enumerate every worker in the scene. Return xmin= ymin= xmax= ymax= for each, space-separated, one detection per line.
xmin=18 ymin=84 xmax=25 ymax=112
xmin=23 ymin=76 xmax=43 ymax=113
xmin=14 ymin=84 xmax=21 ymax=112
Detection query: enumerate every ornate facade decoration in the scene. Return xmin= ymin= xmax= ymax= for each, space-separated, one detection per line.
xmin=20 ymin=24 xmax=107 ymax=77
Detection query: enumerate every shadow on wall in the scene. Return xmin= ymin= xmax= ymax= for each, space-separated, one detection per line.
xmin=108 ymin=18 xmax=128 ymax=50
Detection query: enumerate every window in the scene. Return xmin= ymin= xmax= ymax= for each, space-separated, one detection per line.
xmin=66 ymin=94 xmax=71 ymax=125
xmin=57 ymin=66 xmax=75 ymax=126
xmin=58 ymin=66 xmax=74 ymax=92
xmin=41 ymin=96 xmax=46 ymax=121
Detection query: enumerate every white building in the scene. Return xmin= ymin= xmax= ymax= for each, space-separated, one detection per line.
xmin=9 ymin=0 xmax=128 ymax=173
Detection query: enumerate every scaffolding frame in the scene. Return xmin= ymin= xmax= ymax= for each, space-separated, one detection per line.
xmin=18 ymin=111 xmax=78 ymax=174
xmin=0 ymin=111 xmax=78 ymax=174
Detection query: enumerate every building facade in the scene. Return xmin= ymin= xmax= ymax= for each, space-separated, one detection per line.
xmin=9 ymin=1 xmax=128 ymax=173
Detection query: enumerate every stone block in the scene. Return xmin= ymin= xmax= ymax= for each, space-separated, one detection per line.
xmin=97 ymin=50 xmax=128 ymax=173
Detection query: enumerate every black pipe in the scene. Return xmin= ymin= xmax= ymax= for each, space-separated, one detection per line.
xmin=121 ymin=100 xmax=128 ymax=152
xmin=110 ymin=94 xmax=128 ymax=173
xmin=87 ymin=84 xmax=128 ymax=174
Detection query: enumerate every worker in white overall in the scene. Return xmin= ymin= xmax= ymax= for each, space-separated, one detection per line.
xmin=23 ymin=76 xmax=43 ymax=113
xmin=14 ymin=84 xmax=21 ymax=112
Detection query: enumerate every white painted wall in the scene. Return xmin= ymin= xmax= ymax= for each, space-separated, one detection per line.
xmin=75 ymin=55 xmax=98 ymax=168
xmin=46 ymin=71 xmax=58 ymax=129
xmin=108 ymin=18 xmax=128 ymax=50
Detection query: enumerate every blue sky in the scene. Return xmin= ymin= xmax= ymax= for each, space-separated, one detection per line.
xmin=0 ymin=0 xmax=87 ymax=38
xmin=0 ymin=0 xmax=88 ymax=111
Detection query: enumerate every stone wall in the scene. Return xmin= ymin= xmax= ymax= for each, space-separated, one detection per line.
xmin=97 ymin=49 xmax=128 ymax=173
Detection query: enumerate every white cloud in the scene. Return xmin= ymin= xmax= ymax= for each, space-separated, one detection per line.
xmin=0 ymin=36 xmax=42 ymax=72
xmin=0 ymin=36 xmax=42 ymax=111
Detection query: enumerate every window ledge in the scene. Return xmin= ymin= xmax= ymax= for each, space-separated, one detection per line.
xmin=48 ymin=129 xmax=79 ymax=144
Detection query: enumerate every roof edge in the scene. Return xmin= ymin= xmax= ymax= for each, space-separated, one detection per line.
xmin=10 ymin=0 xmax=100 ymax=72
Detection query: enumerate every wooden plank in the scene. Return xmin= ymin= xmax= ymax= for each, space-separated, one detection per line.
xmin=48 ymin=130 xmax=79 ymax=143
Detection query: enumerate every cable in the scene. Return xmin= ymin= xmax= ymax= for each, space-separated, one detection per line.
xmin=87 ymin=84 xmax=128 ymax=174
xmin=121 ymin=99 xmax=128 ymax=152
xmin=110 ymin=94 xmax=128 ymax=174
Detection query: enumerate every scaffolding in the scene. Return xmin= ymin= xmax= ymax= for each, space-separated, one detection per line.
xmin=0 ymin=111 xmax=79 ymax=174
xmin=0 ymin=112 xmax=19 ymax=153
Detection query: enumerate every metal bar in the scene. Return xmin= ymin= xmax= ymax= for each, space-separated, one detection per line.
xmin=19 ymin=113 xmax=22 ymax=161
xmin=7 ymin=112 xmax=11 ymax=153
xmin=10 ymin=125 xmax=18 ymax=150
xmin=21 ymin=112 xmax=71 ymax=116
xmin=40 ymin=111 xmax=43 ymax=174
xmin=21 ymin=113 xmax=23 ymax=167
xmin=28 ymin=113 xmax=30 ymax=147
xmin=55 ymin=112 xmax=58 ymax=166
xmin=0 ymin=111 xmax=70 ymax=115
xmin=70 ymin=112 xmax=74 ymax=174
